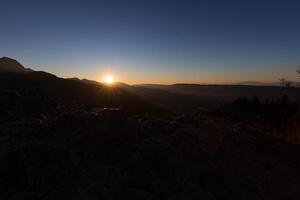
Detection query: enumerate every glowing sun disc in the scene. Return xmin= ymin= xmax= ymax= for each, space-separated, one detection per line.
xmin=104 ymin=76 xmax=114 ymax=84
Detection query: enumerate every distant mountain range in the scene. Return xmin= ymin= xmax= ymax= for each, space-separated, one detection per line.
xmin=236 ymin=81 xmax=300 ymax=86
xmin=1 ymin=57 xmax=299 ymax=113
xmin=137 ymin=80 xmax=300 ymax=87
xmin=132 ymin=83 xmax=300 ymax=108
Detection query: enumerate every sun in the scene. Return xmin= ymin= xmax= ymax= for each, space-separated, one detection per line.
xmin=104 ymin=75 xmax=114 ymax=85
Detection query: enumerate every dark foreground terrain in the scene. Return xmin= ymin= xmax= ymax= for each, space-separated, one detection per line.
xmin=1 ymin=57 xmax=300 ymax=199
xmin=1 ymin=90 xmax=300 ymax=200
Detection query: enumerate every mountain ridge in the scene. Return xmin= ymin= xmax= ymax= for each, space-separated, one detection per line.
xmin=0 ymin=57 xmax=166 ymax=115
xmin=0 ymin=57 xmax=33 ymax=73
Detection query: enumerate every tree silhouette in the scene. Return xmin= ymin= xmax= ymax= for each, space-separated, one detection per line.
xmin=297 ymin=67 xmax=300 ymax=76
xmin=279 ymin=78 xmax=291 ymax=87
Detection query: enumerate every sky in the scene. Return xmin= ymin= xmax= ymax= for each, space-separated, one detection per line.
xmin=1 ymin=0 xmax=300 ymax=84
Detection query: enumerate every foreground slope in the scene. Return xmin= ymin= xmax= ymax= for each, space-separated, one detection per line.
xmin=0 ymin=92 xmax=299 ymax=199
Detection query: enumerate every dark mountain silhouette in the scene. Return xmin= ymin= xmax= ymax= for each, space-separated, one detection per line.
xmin=0 ymin=57 xmax=32 ymax=73
xmin=1 ymin=57 xmax=298 ymax=114
xmin=0 ymin=57 xmax=165 ymax=114
xmin=67 ymin=77 xmax=101 ymax=85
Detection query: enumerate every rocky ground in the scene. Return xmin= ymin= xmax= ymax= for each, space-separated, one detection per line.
xmin=0 ymin=91 xmax=300 ymax=200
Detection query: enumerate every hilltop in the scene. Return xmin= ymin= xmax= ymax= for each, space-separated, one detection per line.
xmin=0 ymin=57 xmax=32 ymax=73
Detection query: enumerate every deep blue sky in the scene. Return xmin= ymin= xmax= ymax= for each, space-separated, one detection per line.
xmin=1 ymin=0 xmax=300 ymax=83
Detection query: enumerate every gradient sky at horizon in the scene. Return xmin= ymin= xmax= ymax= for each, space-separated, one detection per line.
xmin=1 ymin=0 xmax=300 ymax=84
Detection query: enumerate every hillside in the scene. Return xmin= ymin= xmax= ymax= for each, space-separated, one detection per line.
xmin=0 ymin=57 xmax=32 ymax=73
xmin=0 ymin=90 xmax=300 ymax=199
xmin=0 ymin=58 xmax=164 ymax=115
